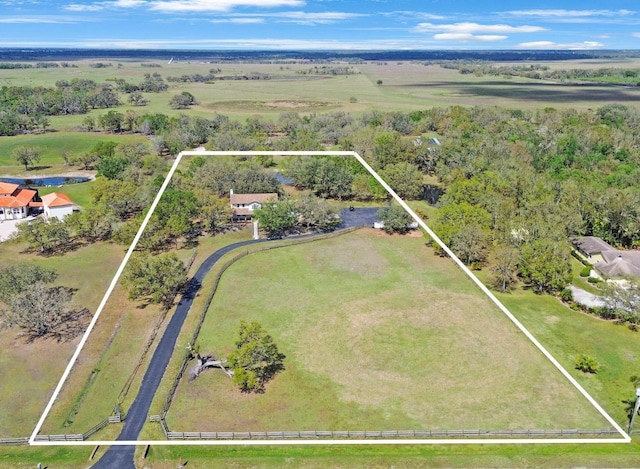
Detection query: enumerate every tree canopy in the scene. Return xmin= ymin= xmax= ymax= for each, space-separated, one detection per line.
xmin=227 ymin=320 xmax=285 ymax=393
xmin=121 ymin=252 xmax=187 ymax=307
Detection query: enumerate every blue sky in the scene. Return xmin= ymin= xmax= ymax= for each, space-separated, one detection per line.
xmin=1 ymin=0 xmax=640 ymax=50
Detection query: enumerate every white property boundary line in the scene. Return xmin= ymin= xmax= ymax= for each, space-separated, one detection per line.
xmin=29 ymin=150 xmax=631 ymax=447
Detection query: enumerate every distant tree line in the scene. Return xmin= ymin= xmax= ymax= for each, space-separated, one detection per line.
xmin=441 ymin=60 xmax=640 ymax=83
xmin=296 ymin=66 xmax=357 ymax=75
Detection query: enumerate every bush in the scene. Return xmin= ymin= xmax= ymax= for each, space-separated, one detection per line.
xmin=575 ymin=354 xmax=600 ymax=373
xmin=587 ymin=276 xmax=602 ymax=284
xmin=560 ymin=288 xmax=573 ymax=302
xmin=579 ymin=266 xmax=592 ymax=277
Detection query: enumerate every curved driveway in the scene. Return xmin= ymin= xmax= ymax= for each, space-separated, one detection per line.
xmin=92 ymin=238 xmax=270 ymax=468
xmin=92 ymin=209 xmax=376 ymax=468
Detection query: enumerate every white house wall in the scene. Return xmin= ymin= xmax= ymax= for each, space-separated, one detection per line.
xmin=46 ymin=205 xmax=73 ymax=220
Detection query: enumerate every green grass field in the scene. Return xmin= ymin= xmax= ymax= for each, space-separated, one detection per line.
xmin=165 ymin=230 xmax=613 ymax=434
xmin=0 ymin=131 xmax=147 ymax=175
xmin=0 ymin=240 xmax=127 ymax=437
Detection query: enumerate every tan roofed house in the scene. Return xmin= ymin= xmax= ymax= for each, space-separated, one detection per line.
xmin=230 ymin=190 xmax=277 ymax=221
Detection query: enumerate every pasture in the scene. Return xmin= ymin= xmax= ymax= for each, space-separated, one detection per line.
xmin=165 ymin=230 xmax=612 ymax=433
xmin=0 ymin=240 xmax=126 ymax=437
xmin=4 ymin=58 xmax=640 ymax=134
xmin=0 ymin=131 xmax=147 ymax=175
xmin=38 ymin=229 xmax=253 ymax=436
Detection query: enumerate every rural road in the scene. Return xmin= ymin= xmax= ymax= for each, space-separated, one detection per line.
xmin=91 ymin=209 xmax=377 ymax=468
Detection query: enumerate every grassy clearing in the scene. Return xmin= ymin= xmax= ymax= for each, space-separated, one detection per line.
xmin=494 ymin=288 xmax=640 ymax=425
xmin=4 ymin=59 xmax=640 ymax=135
xmin=0 ymin=131 xmax=147 ymax=175
xmin=570 ymin=256 xmax=600 ymax=295
xmin=37 ymin=179 xmax=95 ymax=208
xmin=41 ymin=229 xmax=253 ymax=435
xmin=0 ymin=240 xmax=126 ymax=437
xmin=166 ymin=230 xmax=610 ymax=433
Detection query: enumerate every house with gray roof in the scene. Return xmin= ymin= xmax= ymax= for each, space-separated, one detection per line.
xmin=572 ymin=236 xmax=640 ymax=278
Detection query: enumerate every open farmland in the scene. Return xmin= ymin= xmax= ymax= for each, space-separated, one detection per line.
xmin=166 ymin=230 xmax=612 ymax=433
xmin=4 ymin=58 xmax=640 ymax=133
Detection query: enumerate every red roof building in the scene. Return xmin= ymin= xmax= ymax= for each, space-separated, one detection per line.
xmin=41 ymin=192 xmax=75 ymax=220
xmin=0 ymin=182 xmax=37 ymax=221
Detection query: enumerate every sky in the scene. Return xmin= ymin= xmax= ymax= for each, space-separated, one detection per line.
xmin=1 ymin=0 xmax=640 ymax=50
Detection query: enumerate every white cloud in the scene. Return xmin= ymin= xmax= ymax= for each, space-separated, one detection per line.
xmin=148 ymin=0 xmax=304 ymax=12
xmin=206 ymin=10 xmax=362 ymax=26
xmin=64 ymin=0 xmax=145 ymax=11
xmin=384 ymin=11 xmax=446 ymax=21
xmin=504 ymin=9 xmax=635 ymax=19
xmin=271 ymin=11 xmax=362 ymax=24
xmin=64 ymin=0 xmax=304 ymax=12
xmin=210 ymin=17 xmax=264 ymax=24
xmin=111 ymin=0 xmax=146 ymax=6
xmin=517 ymin=40 xmax=605 ymax=50
xmin=414 ymin=22 xmax=545 ymax=34
xmin=0 ymin=16 xmax=75 ymax=23
xmin=65 ymin=3 xmax=104 ymax=11
xmin=433 ymin=33 xmax=507 ymax=42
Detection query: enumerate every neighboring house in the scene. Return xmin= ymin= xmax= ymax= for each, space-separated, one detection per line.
xmin=572 ymin=236 xmax=640 ymax=278
xmin=0 ymin=182 xmax=37 ymax=221
xmin=229 ymin=190 xmax=277 ymax=222
xmin=41 ymin=192 xmax=75 ymax=220
xmin=573 ymin=236 xmax=615 ymax=264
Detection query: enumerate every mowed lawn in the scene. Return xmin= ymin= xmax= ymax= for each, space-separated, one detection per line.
xmin=0 ymin=132 xmax=148 ymax=175
xmin=167 ymin=229 xmax=611 ymax=433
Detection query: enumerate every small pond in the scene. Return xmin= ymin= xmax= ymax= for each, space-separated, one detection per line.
xmin=0 ymin=176 xmax=90 ymax=187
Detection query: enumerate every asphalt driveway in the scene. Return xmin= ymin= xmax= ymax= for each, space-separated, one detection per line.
xmin=339 ymin=207 xmax=382 ymax=228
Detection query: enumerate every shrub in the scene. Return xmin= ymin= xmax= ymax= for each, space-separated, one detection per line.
xmin=579 ymin=266 xmax=592 ymax=277
xmin=587 ymin=276 xmax=601 ymax=284
xmin=575 ymin=354 xmax=600 ymax=374
xmin=560 ymin=288 xmax=573 ymax=302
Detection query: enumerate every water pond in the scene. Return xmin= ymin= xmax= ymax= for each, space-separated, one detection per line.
xmin=0 ymin=176 xmax=90 ymax=187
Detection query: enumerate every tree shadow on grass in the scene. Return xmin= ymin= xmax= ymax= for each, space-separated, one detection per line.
xmin=19 ymin=239 xmax=84 ymax=257
xmin=26 ymin=165 xmax=52 ymax=172
xmin=20 ymin=307 xmax=92 ymax=344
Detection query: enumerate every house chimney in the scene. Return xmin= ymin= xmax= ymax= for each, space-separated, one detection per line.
xmin=230 ymin=189 xmax=234 ymax=196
